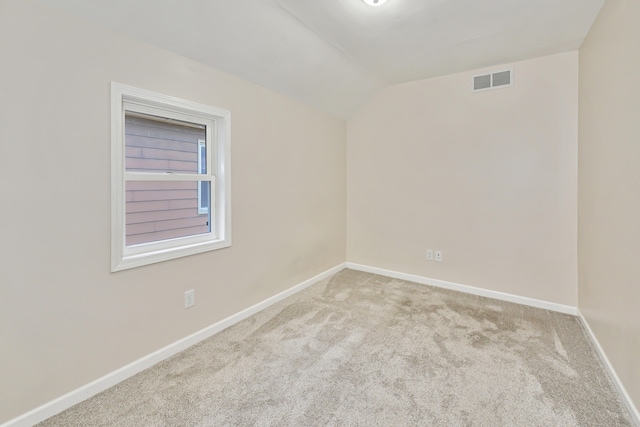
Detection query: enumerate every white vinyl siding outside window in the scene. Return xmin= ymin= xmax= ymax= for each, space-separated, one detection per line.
xmin=111 ymin=83 xmax=231 ymax=271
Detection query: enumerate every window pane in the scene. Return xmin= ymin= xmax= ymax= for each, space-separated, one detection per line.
xmin=198 ymin=140 xmax=207 ymax=174
xmin=126 ymin=181 xmax=211 ymax=246
xmin=125 ymin=113 xmax=206 ymax=174
xmin=198 ymin=180 xmax=210 ymax=214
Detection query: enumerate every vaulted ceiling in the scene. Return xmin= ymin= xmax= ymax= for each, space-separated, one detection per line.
xmin=37 ymin=0 xmax=605 ymax=118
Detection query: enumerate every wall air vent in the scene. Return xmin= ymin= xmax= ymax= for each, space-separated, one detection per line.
xmin=472 ymin=68 xmax=513 ymax=92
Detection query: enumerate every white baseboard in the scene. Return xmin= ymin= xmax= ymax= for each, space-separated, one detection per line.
xmin=577 ymin=310 xmax=640 ymax=426
xmin=14 ymin=263 xmax=636 ymax=427
xmin=346 ymin=262 xmax=578 ymax=315
xmin=1 ymin=263 xmax=347 ymax=427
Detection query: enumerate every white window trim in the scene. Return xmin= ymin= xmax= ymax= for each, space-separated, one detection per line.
xmin=111 ymin=82 xmax=231 ymax=272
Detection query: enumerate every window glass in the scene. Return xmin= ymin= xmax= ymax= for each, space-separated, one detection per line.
xmin=125 ymin=181 xmax=211 ymax=246
xmin=124 ymin=113 xmax=205 ymax=174
xmin=198 ymin=140 xmax=210 ymax=214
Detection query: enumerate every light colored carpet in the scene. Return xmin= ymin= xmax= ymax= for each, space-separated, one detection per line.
xmin=38 ymin=269 xmax=633 ymax=426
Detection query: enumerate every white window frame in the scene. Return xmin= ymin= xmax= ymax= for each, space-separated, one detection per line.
xmin=197 ymin=139 xmax=209 ymax=215
xmin=111 ymin=82 xmax=231 ymax=272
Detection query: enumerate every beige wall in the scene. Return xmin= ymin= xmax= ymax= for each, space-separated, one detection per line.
xmin=578 ymin=0 xmax=640 ymax=409
xmin=347 ymin=52 xmax=578 ymax=306
xmin=0 ymin=0 xmax=346 ymax=423
xmin=7 ymin=0 xmax=638 ymax=422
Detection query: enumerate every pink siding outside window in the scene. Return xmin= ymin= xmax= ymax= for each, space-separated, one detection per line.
xmin=124 ymin=115 xmax=210 ymax=246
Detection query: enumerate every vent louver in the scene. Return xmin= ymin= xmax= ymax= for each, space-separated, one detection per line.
xmin=472 ymin=68 xmax=513 ymax=92
xmin=473 ymin=75 xmax=491 ymax=91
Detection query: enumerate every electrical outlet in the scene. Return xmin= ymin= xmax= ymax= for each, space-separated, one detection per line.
xmin=184 ymin=290 xmax=195 ymax=309
xmin=435 ymin=251 xmax=442 ymax=262
xmin=426 ymin=249 xmax=434 ymax=260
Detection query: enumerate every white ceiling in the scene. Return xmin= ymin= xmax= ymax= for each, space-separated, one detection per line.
xmin=37 ymin=0 xmax=604 ymax=118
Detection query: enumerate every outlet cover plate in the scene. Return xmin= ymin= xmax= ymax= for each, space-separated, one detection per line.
xmin=184 ymin=290 xmax=195 ymax=308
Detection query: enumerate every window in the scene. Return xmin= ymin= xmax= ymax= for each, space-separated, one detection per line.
xmin=111 ymin=83 xmax=231 ymax=271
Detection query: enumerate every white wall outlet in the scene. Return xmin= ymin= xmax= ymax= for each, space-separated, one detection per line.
xmin=426 ymin=249 xmax=434 ymax=260
xmin=184 ymin=290 xmax=195 ymax=309
xmin=435 ymin=251 xmax=443 ymax=262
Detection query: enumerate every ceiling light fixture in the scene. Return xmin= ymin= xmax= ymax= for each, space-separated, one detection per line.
xmin=363 ymin=0 xmax=388 ymax=6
